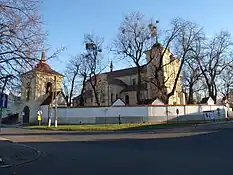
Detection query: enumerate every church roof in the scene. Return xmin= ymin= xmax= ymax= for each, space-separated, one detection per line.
xmin=107 ymin=76 xmax=127 ymax=87
xmin=22 ymin=51 xmax=63 ymax=76
xmin=120 ymin=83 xmax=147 ymax=93
xmin=104 ymin=65 xmax=147 ymax=77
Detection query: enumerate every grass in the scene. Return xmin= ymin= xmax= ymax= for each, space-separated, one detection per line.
xmin=24 ymin=121 xmax=208 ymax=131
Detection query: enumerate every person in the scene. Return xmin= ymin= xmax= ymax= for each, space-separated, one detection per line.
xmin=37 ymin=114 xmax=42 ymax=126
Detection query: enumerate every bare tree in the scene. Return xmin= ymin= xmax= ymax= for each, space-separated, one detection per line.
xmin=64 ymin=53 xmax=90 ymax=106
xmin=112 ymin=11 xmax=155 ymax=104
xmin=218 ymin=65 xmax=233 ymax=101
xmin=63 ymin=56 xmax=80 ymax=106
xmin=84 ymin=34 xmax=104 ymax=106
xmin=0 ymin=0 xmax=45 ymax=92
xmin=196 ymin=31 xmax=233 ymax=102
xmin=182 ymin=59 xmax=204 ymax=104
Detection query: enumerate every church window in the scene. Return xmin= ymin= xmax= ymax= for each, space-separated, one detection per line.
xmin=26 ymin=88 xmax=31 ymax=101
xmin=46 ymin=82 xmax=52 ymax=93
xmin=125 ymin=95 xmax=129 ymax=104
xmin=132 ymin=79 xmax=136 ymax=85
xmin=111 ymin=93 xmax=114 ymax=104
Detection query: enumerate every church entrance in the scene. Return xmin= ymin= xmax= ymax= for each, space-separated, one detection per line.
xmin=22 ymin=106 xmax=30 ymax=123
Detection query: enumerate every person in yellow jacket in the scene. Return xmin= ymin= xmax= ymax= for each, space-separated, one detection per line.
xmin=37 ymin=115 xmax=42 ymax=126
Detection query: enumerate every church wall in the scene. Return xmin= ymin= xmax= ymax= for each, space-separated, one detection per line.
xmin=35 ymin=72 xmax=63 ymax=100
xmin=120 ymin=90 xmax=148 ymax=105
xmin=21 ymin=72 xmax=36 ymax=101
xmin=116 ymin=72 xmax=147 ymax=86
xmin=18 ymin=100 xmax=42 ymax=123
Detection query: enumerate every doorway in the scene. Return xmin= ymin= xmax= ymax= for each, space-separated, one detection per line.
xmin=22 ymin=106 xmax=30 ymax=123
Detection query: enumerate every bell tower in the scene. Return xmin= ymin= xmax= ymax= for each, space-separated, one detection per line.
xmin=21 ymin=51 xmax=64 ymax=102
xmin=20 ymin=51 xmax=64 ymax=124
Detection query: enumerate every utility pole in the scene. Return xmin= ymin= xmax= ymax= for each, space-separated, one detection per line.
xmin=54 ymin=76 xmax=58 ymax=128
xmin=48 ymin=79 xmax=54 ymax=127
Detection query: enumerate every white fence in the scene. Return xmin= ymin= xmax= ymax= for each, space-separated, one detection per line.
xmin=39 ymin=104 xmax=227 ymax=125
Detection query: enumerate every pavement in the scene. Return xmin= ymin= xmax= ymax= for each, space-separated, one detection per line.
xmin=0 ymin=137 xmax=41 ymax=168
xmin=1 ymin=122 xmax=233 ymax=175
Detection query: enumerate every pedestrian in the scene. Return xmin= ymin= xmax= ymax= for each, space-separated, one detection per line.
xmin=37 ymin=114 xmax=42 ymax=126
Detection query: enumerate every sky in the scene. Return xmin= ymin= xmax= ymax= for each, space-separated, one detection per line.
xmin=39 ymin=0 xmax=233 ymax=74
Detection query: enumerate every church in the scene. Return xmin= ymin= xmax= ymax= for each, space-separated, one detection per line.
xmin=16 ymin=51 xmax=66 ymax=124
xmin=73 ymin=43 xmax=186 ymax=106
xmin=7 ymin=43 xmax=185 ymax=124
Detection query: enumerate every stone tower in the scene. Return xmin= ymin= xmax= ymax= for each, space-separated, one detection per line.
xmin=145 ymin=43 xmax=185 ymax=104
xmin=20 ymin=51 xmax=63 ymax=123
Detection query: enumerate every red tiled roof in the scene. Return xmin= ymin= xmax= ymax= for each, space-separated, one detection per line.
xmin=34 ymin=51 xmax=63 ymax=76
xmin=22 ymin=51 xmax=63 ymax=76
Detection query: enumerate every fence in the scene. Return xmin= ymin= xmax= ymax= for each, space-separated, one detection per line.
xmin=39 ymin=104 xmax=227 ymax=125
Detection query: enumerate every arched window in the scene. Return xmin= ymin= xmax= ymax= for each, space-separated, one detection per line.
xmin=125 ymin=95 xmax=129 ymax=105
xmin=26 ymin=88 xmax=31 ymax=101
xmin=116 ymin=94 xmax=119 ymax=99
xmin=46 ymin=82 xmax=52 ymax=93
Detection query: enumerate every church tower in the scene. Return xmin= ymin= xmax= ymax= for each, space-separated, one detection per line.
xmin=20 ymin=51 xmax=64 ymax=123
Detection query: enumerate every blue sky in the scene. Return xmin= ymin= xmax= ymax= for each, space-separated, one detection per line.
xmin=40 ymin=0 xmax=233 ymax=74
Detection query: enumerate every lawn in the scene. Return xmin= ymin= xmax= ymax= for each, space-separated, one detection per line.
xmin=24 ymin=121 xmax=206 ymax=131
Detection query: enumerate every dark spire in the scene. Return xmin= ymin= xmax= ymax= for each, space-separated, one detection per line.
xmin=41 ymin=50 xmax=46 ymax=62
xmin=110 ymin=61 xmax=113 ymax=72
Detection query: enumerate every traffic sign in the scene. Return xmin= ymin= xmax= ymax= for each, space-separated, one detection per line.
xmin=37 ymin=110 xmax=43 ymax=115
xmin=0 ymin=93 xmax=8 ymax=108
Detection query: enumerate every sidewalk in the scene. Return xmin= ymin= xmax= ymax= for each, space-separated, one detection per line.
xmin=0 ymin=137 xmax=40 ymax=168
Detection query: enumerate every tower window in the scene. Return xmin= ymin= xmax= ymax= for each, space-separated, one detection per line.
xmin=26 ymin=88 xmax=31 ymax=101
xmin=46 ymin=82 xmax=52 ymax=93
xmin=132 ymin=79 xmax=136 ymax=85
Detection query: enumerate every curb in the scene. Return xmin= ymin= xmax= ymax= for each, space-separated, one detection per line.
xmin=0 ymin=138 xmax=42 ymax=168
xmin=197 ymin=120 xmax=233 ymax=127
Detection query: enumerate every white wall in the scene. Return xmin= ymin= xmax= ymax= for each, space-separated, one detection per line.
xmin=148 ymin=105 xmax=226 ymax=122
xmin=40 ymin=105 xmax=227 ymax=124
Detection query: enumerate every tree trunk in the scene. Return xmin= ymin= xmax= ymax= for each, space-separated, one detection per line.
xmin=208 ymin=83 xmax=217 ymax=103
xmin=89 ymin=74 xmax=100 ymax=106
xmin=68 ymin=73 xmax=78 ymax=106
xmin=187 ymin=84 xmax=194 ymax=104
xmin=93 ymin=87 xmax=100 ymax=106
xmin=80 ymin=74 xmax=87 ymax=106
xmin=136 ymin=67 xmax=141 ymax=104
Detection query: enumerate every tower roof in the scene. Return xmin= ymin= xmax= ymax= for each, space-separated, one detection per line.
xmin=22 ymin=51 xmax=63 ymax=76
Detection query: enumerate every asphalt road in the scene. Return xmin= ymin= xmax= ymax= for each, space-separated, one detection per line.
xmin=1 ymin=124 xmax=233 ymax=175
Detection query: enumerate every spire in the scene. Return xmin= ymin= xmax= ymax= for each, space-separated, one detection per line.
xmin=41 ymin=50 xmax=46 ymax=62
xmin=110 ymin=61 xmax=113 ymax=72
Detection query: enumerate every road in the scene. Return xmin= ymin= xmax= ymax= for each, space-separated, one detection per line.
xmin=1 ymin=123 xmax=233 ymax=175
